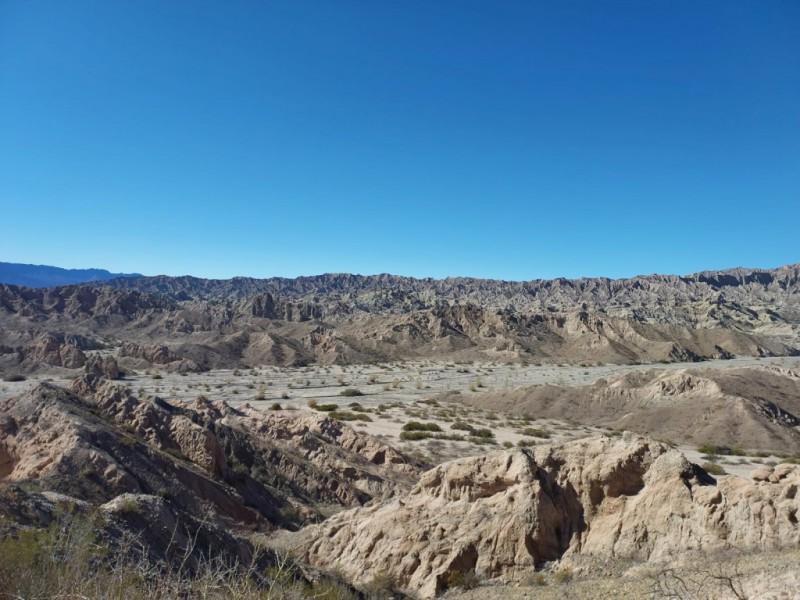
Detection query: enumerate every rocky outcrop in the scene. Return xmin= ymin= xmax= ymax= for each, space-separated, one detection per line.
xmin=293 ymin=435 xmax=800 ymax=598
xmin=84 ymin=354 xmax=120 ymax=379
xmin=231 ymin=407 xmax=422 ymax=501
xmin=119 ymin=342 xmax=177 ymax=364
xmin=28 ymin=332 xmax=87 ymax=368
xmin=1 ymin=379 xmax=420 ymax=529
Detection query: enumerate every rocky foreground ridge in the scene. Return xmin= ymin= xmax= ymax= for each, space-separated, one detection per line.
xmin=1 ymin=365 xmax=799 ymax=597
xmin=293 ymin=435 xmax=800 ymax=598
xmin=0 ymin=361 xmax=421 ymax=565
xmin=1 ymin=263 xmax=799 ymax=370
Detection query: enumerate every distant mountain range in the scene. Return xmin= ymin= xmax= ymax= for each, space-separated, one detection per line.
xmin=0 ymin=261 xmax=139 ymax=288
xmin=0 ymin=261 xmax=798 ymax=370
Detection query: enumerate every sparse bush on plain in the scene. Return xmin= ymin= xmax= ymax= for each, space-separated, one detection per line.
xmin=328 ymin=410 xmax=372 ymax=422
xmin=402 ymin=421 xmax=442 ymax=432
xmin=339 ymin=388 xmax=364 ymax=397
xmin=697 ymin=444 xmax=744 ymax=456
xmin=520 ymin=427 xmax=551 ymax=439
xmin=400 ymin=430 xmax=434 ymax=441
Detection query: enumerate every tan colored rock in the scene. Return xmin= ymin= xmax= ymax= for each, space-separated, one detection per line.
xmin=752 ymin=466 xmax=773 ymax=481
xmin=293 ymin=435 xmax=800 ymax=598
xmin=84 ymin=354 xmax=120 ymax=379
xmin=29 ymin=332 xmax=87 ymax=368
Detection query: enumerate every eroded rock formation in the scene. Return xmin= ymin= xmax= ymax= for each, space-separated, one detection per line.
xmin=294 ymin=435 xmax=800 ymax=598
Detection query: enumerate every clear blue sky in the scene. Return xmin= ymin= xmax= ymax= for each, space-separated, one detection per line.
xmin=1 ymin=1 xmax=798 ymax=280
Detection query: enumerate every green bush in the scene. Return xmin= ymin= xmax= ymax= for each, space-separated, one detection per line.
xmin=520 ymin=427 xmax=551 ymax=439
xmin=328 ymin=410 xmax=372 ymax=422
xmin=470 ymin=427 xmax=494 ymax=439
xmin=697 ymin=444 xmax=744 ymax=456
xmin=314 ymin=403 xmax=339 ymax=412
xmin=339 ymin=388 xmax=364 ymax=397
xmin=402 ymin=421 xmax=442 ymax=432
xmin=445 ymin=570 xmax=479 ymax=590
xmin=400 ymin=430 xmax=434 ymax=441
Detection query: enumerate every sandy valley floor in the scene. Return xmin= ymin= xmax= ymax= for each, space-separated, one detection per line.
xmin=6 ymin=355 xmax=799 ymax=477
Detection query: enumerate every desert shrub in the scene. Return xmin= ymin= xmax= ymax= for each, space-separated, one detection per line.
xmin=517 ymin=439 xmax=536 ymax=447
xmin=400 ymin=430 xmax=434 ymax=441
xmin=553 ymin=566 xmax=573 ymax=584
xmin=451 ymin=421 xmax=473 ymax=431
xmin=524 ymin=572 xmax=548 ymax=586
xmin=520 ymin=427 xmax=551 ymax=439
xmin=340 ymin=388 xmax=364 ymax=397
xmin=502 ymin=441 xmax=513 ymax=448
xmin=151 ymin=373 xmax=163 ymax=380
xmin=2 ymin=374 xmax=25 ymax=382
xmin=269 ymin=402 xmax=282 ymax=411
xmin=701 ymin=461 xmax=726 ymax=476
xmin=328 ymin=410 xmax=372 ymax=422
xmin=469 ymin=427 xmax=494 ymax=439
xmin=402 ymin=421 xmax=442 ymax=432
xmin=307 ymin=399 xmax=318 ymax=409
xmin=0 ymin=513 xmax=358 ymax=600
xmin=314 ymin=403 xmax=339 ymax=412
xmin=445 ymin=570 xmax=479 ymax=590
xmin=435 ymin=433 xmax=465 ymax=441
xmin=468 ymin=436 xmax=496 ymax=445
xmin=281 ymin=392 xmax=290 ymax=400
xmin=228 ymin=462 xmax=250 ymax=482
xmin=116 ymin=497 xmax=140 ymax=514
xmin=362 ymin=572 xmax=395 ymax=597
xmin=697 ymin=444 xmax=744 ymax=456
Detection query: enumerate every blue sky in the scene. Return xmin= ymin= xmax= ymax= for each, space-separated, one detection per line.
xmin=1 ymin=1 xmax=798 ymax=280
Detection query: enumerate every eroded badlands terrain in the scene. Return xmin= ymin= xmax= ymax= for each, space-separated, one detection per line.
xmin=2 ymin=265 xmax=800 ymax=598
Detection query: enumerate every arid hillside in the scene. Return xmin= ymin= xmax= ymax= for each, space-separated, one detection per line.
xmin=3 ymin=362 xmax=800 ymax=599
xmin=460 ymin=365 xmax=800 ymax=453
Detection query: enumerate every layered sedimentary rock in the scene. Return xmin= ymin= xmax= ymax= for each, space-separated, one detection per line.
xmin=295 ymin=435 xmax=800 ymax=598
